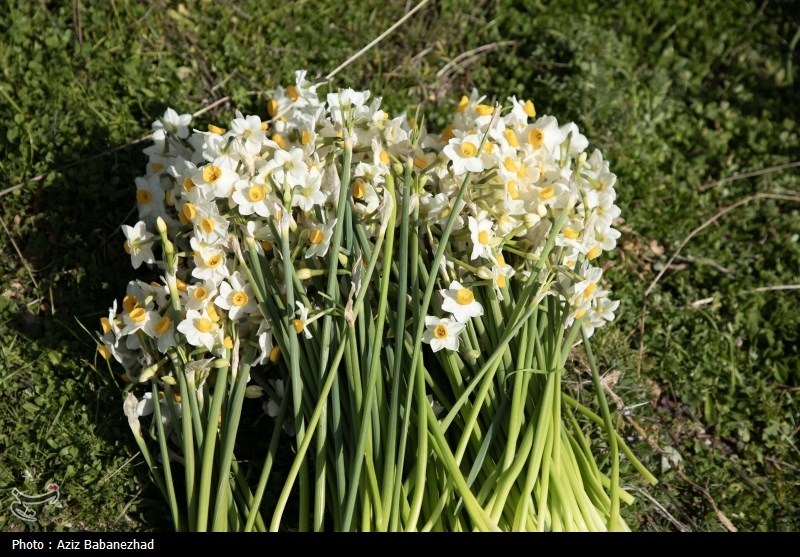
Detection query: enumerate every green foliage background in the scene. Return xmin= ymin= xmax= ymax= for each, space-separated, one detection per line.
xmin=1 ymin=0 xmax=797 ymax=531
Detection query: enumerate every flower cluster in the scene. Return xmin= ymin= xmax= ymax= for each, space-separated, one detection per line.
xmin=99 ymin=70 xmax=620 ymax=403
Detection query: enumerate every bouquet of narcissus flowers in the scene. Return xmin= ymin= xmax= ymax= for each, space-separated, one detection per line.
xmin=98 ymin=70 xmax=655 ymax=532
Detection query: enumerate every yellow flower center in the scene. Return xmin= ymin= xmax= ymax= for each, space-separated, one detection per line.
xmin=136 ymin=189 xmax=152 ymax=204
xmin=176 ymin=278 xmax=188 ymax=292
xmin=300 ymin=129 xmax=312 ymax=145
xmin=182 ymin=176 xmax=195 ymax=192
xmin=200 ymin=218 xmax=215 ymax=234
xmin=203 ymin=165 xmax=222 ymax=184
xmin=130 ymin=307 xmax=147 ymax=324
xmin=123 ymin=295 xmax=140 ymax=313
xmin=379 ymin=151 xmax=390 ymax=165
xmin=414 ymin=156 xmax=428 ymax=169
xmin=507 ymin=180 xmax=519 ymax=199
xmin=293 ymin=319 xmax=305 ymax=334
xmin=455 ymin=288 xmax=474 ymax=305
xmin=351 ymin=179 xmax=365 ymax=199
xmin=434 ymin=324 xmax=449 ymax=340
xmin=457 ymin=95 xmax=469 ymax=113
xmin=441 ymin=125 xmax=455 ymax=142
xmin=269 ymin=346 xmax=281 ymax=363
xmin=309 ymin=229 xmax=324 ymax=245
xmin=183 ymin=203 xmax=197 ymax=221
xmin=100 ymin=317 xmax=112 ymax=334
xmin=223 ymin=336 xmax=234 ymax=349
xmin=523 ymin=99 xmax=536 ymax=118
xmin=528 ymin=128 xmax=544 ymax=149
xmin=207 ymin=303 xmax=221 ymax=322
xmin=287 ymin=85 xmax=299 ymax=102
xmin=98 ymin=345 xmax=112 ymax=360
xmin=204 ymin=254 xmax=223 ymax=268
xmin=495 ymin=253 xmax=506 ymax=266
xmin=247 ymin=185 xmax=266 ymax=202
xmin=267 ymin=99 xmax=279 ymax=116
xmin=195 ymin=317 xmax=213 ymax=333
xmin=478 ymin=230 xmax=490 ymax=245
xmin=155 ymin=315 xmax=172 ymax=335
xmin=574 ymin=308 xmax=586 ymax=319
xmin=583 ymin=283 xmax=597 ymax=299
xmin=193 ymin=287 xmax=208 ymax=301
xmin=459 ymin=141 xmax=478 ymax=158
xmin=587 ymin=246 xmax=601 ymax=260
xmin=563 ymin=228 xmax=579 ymax=240
xmin=475 ymin=104 xmax=494 ymax=116
xmin=504 ymin=128 xmax=519 ymax=148
xmin=232 ymin=291 xmax=249 ymax=307
xmin=539 ymin=185 xmax=555 ymax=200
xmin=208 ymin=124 xmax=226 ymax=135
xmin=150 ymin=162 xmax=164 ymax=172
xmin=123 ymin=240 xmax=132 ymax=254
xmin=503 ymin=156 xmax=518 ymax=172
xmin=165 ymin=189 xmax=174 ymax=206
xmin=272 ymin=133 xmax=287 ymax=149
xmin=496 ymin=274 xmax=507 ymax=288
xmin=260 ymin=121 xmax=270 ymax=131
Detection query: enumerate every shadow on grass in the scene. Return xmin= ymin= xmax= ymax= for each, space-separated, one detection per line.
xmin=2 ymin=113 xmax=177 ymax=530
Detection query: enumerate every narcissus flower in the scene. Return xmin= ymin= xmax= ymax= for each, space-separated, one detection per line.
xmin=177 ymin=309 xmax=220 ymax=351
xmin=440 ymin=281 xmax=483 ymax=323
xmin=122 ymin=221 xmax=156 ymax=269
xmin=422 ymin=316 xmax=466 ymax=353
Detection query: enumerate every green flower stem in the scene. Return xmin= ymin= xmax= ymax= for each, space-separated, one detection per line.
xmin=279 ymin=222 xmax=310 ymax=532
xmin=174 ymin=363 xmax=196 ymax=529
xmin=561 ymin=394 xmax=656 ymax=485
xmin=150 ymin=378 xmax=184 ymax=532
xmin=581 ymin=326 xmax=621 ymax=531
xmin=381 ymin=164 xmax=412 ymax=530
xmin=341 ymin=185 xmax=396 ymax=531
xmin=424 ymin=401 xmax=498 ymax=531
xmin=270 ymin=209 xmax=392 ymax=530
xmin=404 ymin=353 xmax=429 ymax=530
xmin=211 ymin=354 xmax=253 ymax=531
xmin=195 ymin=360 xmax=229 ymax=531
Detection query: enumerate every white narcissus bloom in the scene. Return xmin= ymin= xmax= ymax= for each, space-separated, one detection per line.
xmin=135 ymin=175 xmax=165 ymax=219
xmin=192 ymin=158 xmax=238 ymax=199
xmin=422 ymin=316 xmax=465 ymax=353
xmin=190 ymin=202 xmax=229 ymax=246
xmin=231 ymin=114 xmax=267 ymax=154
xmin=215 ymin=272 xmax=258 ymax=320
xmin=153 ymin=107 xmax=192 ymax=139
xmin=183 ymin=280 xmax=218 ymax=311
xmin=145 ymin=312 xmax=176 ymax=353
xmin=443 ymin=134 xmax=488 ymax=175
xmin=440 ymin=281 xmax=484 ymax=323
xmin=231 ymin=177 xmax=277 ymax=218
xmin=305 ymin=219 xmax=337 ymax=259
xmin=468 ymin=215 xmax=495 ymax=261
xmin=254 ymin=321 xmax=274 ymax=366
xmin=122 ymin=221 xmax=156 ymax=269
xmin=120 ymin=307 xmax=155 ymax=336
xmin=177 ymin=309 xmax=220 ymax=351
xmin=293 ymin=301 xmax=313 ymax=339
xmin=291 ymin=166 xmax=326 ymax=211
xmin=192 ymin=248 xmax=229 ymax=283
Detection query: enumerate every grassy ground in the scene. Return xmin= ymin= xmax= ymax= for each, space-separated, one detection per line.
xmin=1 ymin=0 xmax=798 ymax=531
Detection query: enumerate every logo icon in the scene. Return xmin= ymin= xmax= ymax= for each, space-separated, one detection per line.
xmin=10 ymin=484 xmax=60 ymax=522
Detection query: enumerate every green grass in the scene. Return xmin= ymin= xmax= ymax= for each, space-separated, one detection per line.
xmin=1 ymin=0 xmax=798 ymax=531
